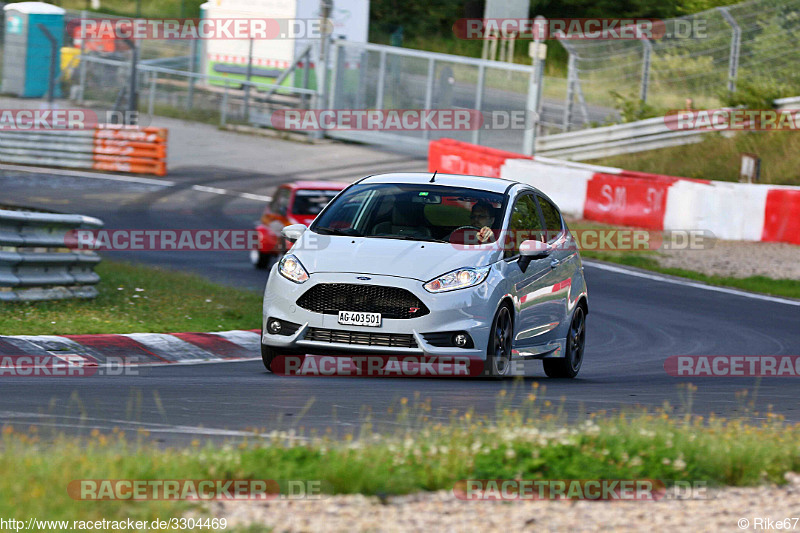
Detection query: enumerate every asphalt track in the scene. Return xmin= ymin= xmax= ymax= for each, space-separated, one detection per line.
xmin=1 ymin=166 xmax=799 ymax=443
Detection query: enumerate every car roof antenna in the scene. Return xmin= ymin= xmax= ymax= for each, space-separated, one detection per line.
xmin=430 ymin=170 xmax=437 ymax=183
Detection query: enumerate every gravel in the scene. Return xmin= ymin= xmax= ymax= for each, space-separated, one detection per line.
xmin=655 ymin=239 xmax=800 ymax=280
xmin=207 ymin=474 xmax=800 ymax=532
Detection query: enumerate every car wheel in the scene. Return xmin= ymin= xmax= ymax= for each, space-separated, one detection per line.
xmin=261 ymin=343 xmax=305 ymax=373
xmin=485 ymin=305 xmax=513 ymax=378
xmin=250 ymin=250 xmax=274 ymax=269
xmin=543 ymin=306 xmax=586 ymax=379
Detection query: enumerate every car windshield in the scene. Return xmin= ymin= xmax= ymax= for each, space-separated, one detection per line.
xmin=311 ymin=183 xmax=506 ymax=243
xmin=291 ymin=189 xmax=341 ymax=215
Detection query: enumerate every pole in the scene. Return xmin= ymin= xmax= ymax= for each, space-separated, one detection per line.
xmin=78 ymin=10 xmax=88 ymax=104
xmin=37 ymin=24 xmax=58 ymax=106
xmin=315 ymin=0 xmax=333 ymax=139
xmin=640 ymin=37 xmax=652 ymax=103
xmin=244 ymin=38 xmax=253 ymax=121
xmin=126 ymin=39 xmax=139 ymax=121
xmin=718 ymin=7 xmax=741 ymax=93
xmin=187 ymin=39 xmax=197 ymax=109
xmin=522 ymin=16 xmax=546 ymax=156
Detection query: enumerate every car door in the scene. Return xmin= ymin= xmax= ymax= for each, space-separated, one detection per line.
xmin=497 ymin=193 xmax=554 ymax=350
xmin=533 ymin=194 xmax=577 ymax=343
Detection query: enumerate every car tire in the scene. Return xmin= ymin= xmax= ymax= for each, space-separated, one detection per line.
xmin=543 ymin=306 xmax=586 ymax=379
xmin=250 ymin=250 xmax=275 ymax=270
xmin=261 ymin=343 xmax=305 ymax=373
xmin=484 ymin=304 xmax=514 ymax=379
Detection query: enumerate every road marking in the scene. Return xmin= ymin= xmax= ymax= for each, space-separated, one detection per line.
xmin=0 ymin=163 xmax=271 ymax=202
xmin=0 ymin=162 xmax=175 ymax=186
xmin=0 ymin=410 xmax=304 ymax=440
xmin=584 ymin=260 xmax=800 ymax=307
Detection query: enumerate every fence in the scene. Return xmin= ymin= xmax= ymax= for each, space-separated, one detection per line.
xmin=0 ymin=207 xmax=103 ymax=302
xmin=0 ymin=125 xmax=168 ymax=176
xmin=75 ymin=54 xmax=318 ymax=133
xmin=558 ymin=0 xmax=800 ymax=126
xmin=325 ymin=40 xmax=605 ymax=155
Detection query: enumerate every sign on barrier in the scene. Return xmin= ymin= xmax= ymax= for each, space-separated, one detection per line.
xmin=584 ymin=173 xmax=673 ymax=230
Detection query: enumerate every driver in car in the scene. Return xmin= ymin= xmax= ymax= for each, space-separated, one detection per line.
xmin=470 ymin=201 xmax=496 ymax=243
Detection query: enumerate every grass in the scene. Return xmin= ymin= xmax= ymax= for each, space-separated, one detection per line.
xmin=0 ymin=260 xmax=262 ymax=335
xmin=587 ymin=130 xmax=800 ymax=186
xmin=1 ymin=387 xmax=799 ymax=523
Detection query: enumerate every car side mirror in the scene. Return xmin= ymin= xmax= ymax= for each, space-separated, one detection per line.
xmin=281 ymin=223 xmax=307 ymax=242
xmin=520 ymin=239 xmax=553 ymax=258
xmin=518 ymin=239 xmax=552 ymax=272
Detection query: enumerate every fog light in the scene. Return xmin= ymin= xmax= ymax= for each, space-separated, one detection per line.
xmin=453 ymin=333 xmax=469 ymax=348
xmin=268 ymin=319 xmax=282 ymax=335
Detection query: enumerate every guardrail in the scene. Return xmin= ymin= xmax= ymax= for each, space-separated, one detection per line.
xmin=0 ymin=126 xmax=168 ymax=176
xmin=534 ymin=115 xmax=709 ymax=160
xmin=774 ymin=96 xmax=800 ymax=111
xmin=0 ymin=208 xmax=104 ymax=302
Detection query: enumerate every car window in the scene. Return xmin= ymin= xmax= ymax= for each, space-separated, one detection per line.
xmin=271 ymin=188 xmax=291 ymax=216
xmin=505 ymin=194 xmax=544 ymax=259
xmin=291 ymin=190 xmax=340 ymax=216
xmin=537 ymin=195 xmax=563 ymax=243
xmin=312 ymin=183 xmax=505 ymax=242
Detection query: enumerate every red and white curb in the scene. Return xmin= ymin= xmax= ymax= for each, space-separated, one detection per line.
xmin=0 ymin=330 xmax=261 ymax=366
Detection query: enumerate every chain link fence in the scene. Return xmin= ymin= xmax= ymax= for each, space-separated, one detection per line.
xmin=559 ymin=0 xmax=800 ymax=120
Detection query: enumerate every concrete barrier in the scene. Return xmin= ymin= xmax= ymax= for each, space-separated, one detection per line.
xmin=429 ymin=138 xmax=800 ymax=245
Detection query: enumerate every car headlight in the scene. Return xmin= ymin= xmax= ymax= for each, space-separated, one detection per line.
xmin=424 ymin=266 xmax=490 ymax=293
xmin=278 ymin=254 xmax=309 ymax=283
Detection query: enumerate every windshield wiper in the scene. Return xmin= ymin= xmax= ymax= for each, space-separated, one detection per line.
xmin=368 ymin=235 xmax=448 ymax=243
xmin=314 ymin=227 xmax=363 ymax=237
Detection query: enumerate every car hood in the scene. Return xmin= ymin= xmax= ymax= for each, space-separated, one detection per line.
xmin=291 ymin=233 xmax=502 ymax=282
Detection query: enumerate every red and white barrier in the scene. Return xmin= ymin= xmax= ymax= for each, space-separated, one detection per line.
xmin=429 ymin=139 xmax=800 ymax=245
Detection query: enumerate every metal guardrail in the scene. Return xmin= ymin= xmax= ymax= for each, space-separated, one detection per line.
xmin=534 ymin=115 xmax=710 ymax=160
xmin=536 ymin=95 xmax=800 ymax=160
xmin=774 ymin=96 xmax=800 ymax=110
xmin=0 ymin=126 xmax=168 ymax=176
xmin=0 ymin=208 xmax=104 ymax=302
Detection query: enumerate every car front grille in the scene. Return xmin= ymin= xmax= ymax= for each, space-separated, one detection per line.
xmin=305 ymin=327 xmax=418 ymax=348
xmin=296 ymin=283 xmax=429 ymax=319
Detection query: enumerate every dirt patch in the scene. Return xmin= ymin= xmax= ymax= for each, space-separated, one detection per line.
xmin=206 ymin=476 xmax=800 ymax=532
xmin=655 ymin=239 xmax=800 ymax=280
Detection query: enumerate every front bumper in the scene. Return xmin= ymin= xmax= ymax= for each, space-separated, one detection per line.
xmin=262 ymin=270 xmax=496 ymax=358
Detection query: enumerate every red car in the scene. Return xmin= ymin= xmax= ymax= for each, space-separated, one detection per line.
xmin=251 ymin=181 xmax=347 ymax=268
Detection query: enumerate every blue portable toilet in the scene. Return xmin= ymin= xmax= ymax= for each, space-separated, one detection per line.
xmin=2 ymin=2 xmax=65 ymax=97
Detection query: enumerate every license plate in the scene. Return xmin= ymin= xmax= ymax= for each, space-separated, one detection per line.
xmin=338 ymin=311 xmax=382 ymax=327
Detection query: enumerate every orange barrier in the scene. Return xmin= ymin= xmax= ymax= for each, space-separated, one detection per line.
xmin=428 ymin=138 xmax=531 ymax=178
xmin=92 ymin=126 xmax=167 ymax=176
xmin=0 ymin=125 xmax=168 ymax=177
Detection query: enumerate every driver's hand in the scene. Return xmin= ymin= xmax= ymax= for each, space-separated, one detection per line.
xmin=477 ymin=226 xmax=495 ymax=243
